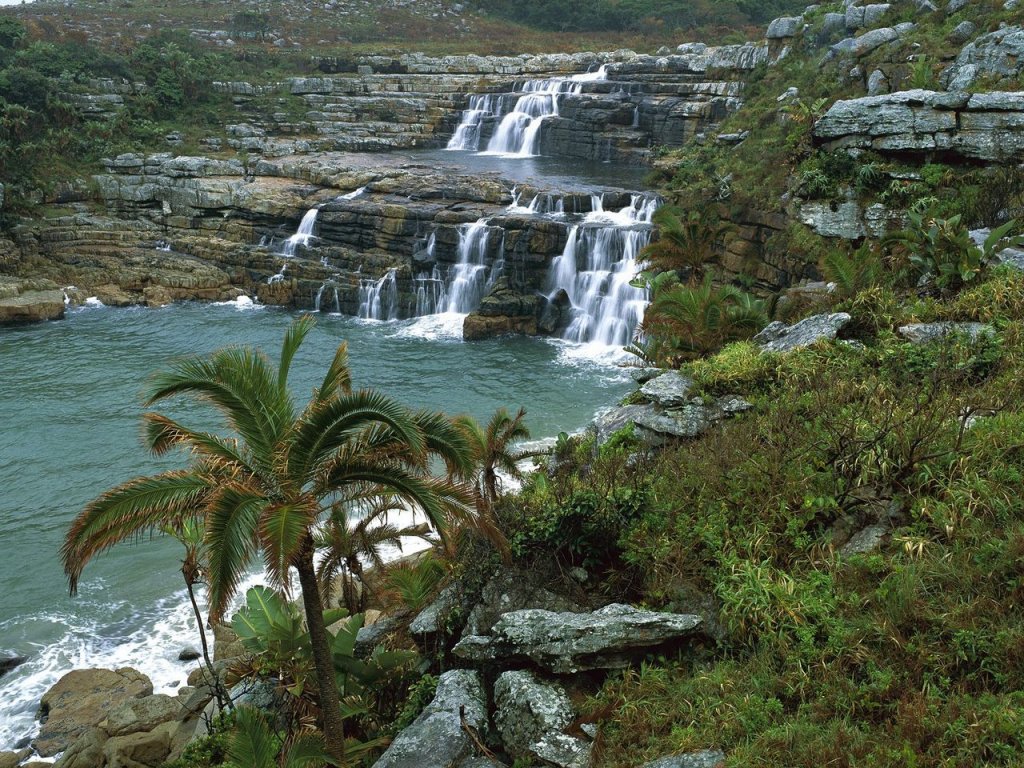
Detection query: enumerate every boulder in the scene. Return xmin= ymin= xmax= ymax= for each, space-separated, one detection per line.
xmin=896 ymin=322 xmax=995 ymax=344
xmin=0 ymin=654 xmax=27 ymax=677
xmin=867 ymin=68 xmax=889 ymax=95
xmin=355 ymin=613 xmax=407 ymax=657
xmin=102 ymin=722 xmax=174 ymax=768
xmin=754 ymin=313 xmax=851 ymax=353
xmin=941 ymin=26 xmax=1024 ymax=90
xmin=452 ymin=603 xmax=704 ymax=674
xmin=52 ymin=727 xmax=108 ymax=768
xmin=946 ymin=0 xmax=970 ymax=12
xmin=409 ymin=582 xmax=465 ymax=648
xmin=766 ymin=16 xmax=803 ymax=39
xmin=639 ymin=371 xmax=695 ymax=407
xmin=949 ymin=20 xmax=977 ymax=45
xmin=177 ymin=646 xmax=201 ymax=662
xmin=0 ymin=290 xmax=65 ymax=325
xmin=641 ymin=751 xmax=727 ymax=768
xmin=371 ymin=669 xmax=488 ymax=768
xmin=35 ymin=668 xmax=153 ymax=757
xmin=101 ymin=694 xmax=180 ymax=737
xmin=0 ymin=750 xmax=30 ymax=768
xmin=830 ymin=27 xmax=900 ymax=59
xmin=464 ymin=566 xmax=584 ymax=636
xmin=493 ymin=671 xmax=590 ymax=768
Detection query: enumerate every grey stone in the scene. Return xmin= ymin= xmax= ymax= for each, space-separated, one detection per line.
xmin=831 ymin=27 xmax=900 ymax=58
xmin=897 ymin=322 xmax=995 ymax=344
xmin=642 ymin=751 xmax=727 ymax=768
xmin=452 ymin=603 xmax=703 ymax=673
xmin=464 ymin=565 xmax=583 ymax=636
xmin=409 ymin=582 xmax=463 ymax=639
xmin=867 ymin=68 xmax=889 ymax=95
xmin=950 ymin=20 xmax=977 ymax=45
xmin=820 ymin=12 xmax=848 ymax=39
xmin=592 ymin=404 xmax=651 ymax=446
xmin=494 ymin=671 xmax=589 ymax=768
xmin=942 ymin=26 xmax=1024 ymax=89
xmin=766 ymin=16 xmax=803 ymax=39
xmin=863 ymin=3 xmax=892 ymax=26
xmin=946 ymin=0 xmax=970 ymax=13
xmin=754 ymin=313 xmax=852 ymax=353
xmin=633 ymin=401 xmax=715 ymax=441
xmin=915 ymin=0 xmax=939 ymax=12
xmin=371 ymin=670 xmax=487 ymax=768
xmin=799 ymin=200 xmax=866 ymax=239
xmin=640 ymin=370 xmax=696 ymax=407
xmin=177 ymin=646 xmax=201 ymax=662
xmin=0 ymin=654 xmax=26 ymax=677
xmin=841 ymin=525 xmax=888 ymax=555
xmin=355 ymin=613 xmax=406 ymax=657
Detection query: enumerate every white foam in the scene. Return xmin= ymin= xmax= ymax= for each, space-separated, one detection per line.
xmin=212 ymin=295 xmax=261 ymax=310
xmin=83 ymin=297 xmax=104 ymax=308
xmin=392 ymin=312 xmax=466 ymax=341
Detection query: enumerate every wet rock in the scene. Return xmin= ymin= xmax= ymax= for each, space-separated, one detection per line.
xmin=0 ymin=654 xmax=27 ymax=677
xmin=102 ymin=723 xmax=174 ymax=768
xmin=371 ymin=669 xmax=487 ymax=768
xmin=0 ymin=750 xmax=31 ymax=768
xmin=493 ymin=671 xmax=590 ymax=768
xmin=641 ymin=751 xmax=727 ymax=768
xmin=0 ymin=289 xmax=65 ymax=325
xmin=755 ymin=313 xmax=851 ymax=353
xmin=452 ymin=603 xmax=703 ymax=674
xmin=35 ymin=667 xmax=153 ymax=757
xmin=897 ymin=322 xmax=995 ymax=344
xmin=640 ymin=371 xmax=696 ymax=407
xmin=177 ymin=647 xmax=201 ymax=662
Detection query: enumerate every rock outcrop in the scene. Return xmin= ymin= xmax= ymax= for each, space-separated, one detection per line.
xmin=453 ymin=603 xmax=704 ymax=673
xmin=493 ymin=671 xmax=590 ymax=768
xmin=754 ymin=312 xmax=852 ymax=353
xmin=813 ymin=90 xmax=1024 ymax=162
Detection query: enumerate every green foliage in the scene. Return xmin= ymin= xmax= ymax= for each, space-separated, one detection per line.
xmin=820 ymin=242 xmax=886 ymax=300
xmin=686 ymin=341 xmax=781 ymax=394
xmin=381 ymin=555 xmax=447 ymax=613
xmin=162 ymin=712 xmax=235 ymax=768
xmin=388 ymin=674 xmax=437 ymax=735
xmin=638 ymin=276 xmax=768 ymax=367
xmin=226 ymin=706 xmax=334 ymax=768
xmin=640 ymin=205 xmax=733 ymax=283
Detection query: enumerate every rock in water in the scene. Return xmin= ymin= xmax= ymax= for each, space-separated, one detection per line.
xmin=453 ymin=603 xmax=703 ymax=673
xmin=34 ymin=667 xmax=153 ymax=757
xmin=0 ymin=654 xmax=27 ymax=677
xmin=371 ymin=669 xmax=487 ymax=768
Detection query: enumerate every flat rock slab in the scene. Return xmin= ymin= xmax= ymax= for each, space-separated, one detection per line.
xmin=371 ymin=669 xmax=487 ymax=768
xmin=640 ymin=371 xmax=695 ymax=407
xmin=453 ymin=603 xmax=703 ymax=674
xmin=35 ymin=667 xmax=153 ymax=757
xmin=0 ymin=290 xmax=65 ymax=325
xmin=897 ymin=322 xmax=994 ymax=344
xmin=755 ymin=313 xmax=851 ymax=353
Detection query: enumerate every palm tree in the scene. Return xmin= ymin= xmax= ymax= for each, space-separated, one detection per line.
xmin=640 ymin=206 xmax=733 ymax=285
xmin=454 ymin=407 xmax=533 ymax=562
xmin=314 ymin=495 xmax=432 ymax=614
xmin=639 ymin=275 xmax=768 ymax=365
xmin=61 ymin=315 xmax=473 ymax=761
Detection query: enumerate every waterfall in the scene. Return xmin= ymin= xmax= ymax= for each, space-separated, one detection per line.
xmin=414 ymin=265 xmax=447 ymax=316
xmin=447 ymin=65 xmax=608 ymax=157
xmin=315 ymin=281 xmax=341 ymax=314
xmin=281 ymin=207 xmax=320 ymax=257
xmin=340 ymin=186 xmax=366 ymax=200
xmin=547 ymin=194 xmax=659 ymax=347
xmin=358 ymin=268 xmax=399 ymax=320
xmin=444 ymin=219 xmax=503 ymax=313
xmin=267 ymin=262 xmax=288 ymax=284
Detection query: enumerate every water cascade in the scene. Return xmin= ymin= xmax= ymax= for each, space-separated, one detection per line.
xmin=447 ymin=66 xmax=608 ymax=156
xmin=357 ymin=268 xmax=398 ymax=320
xmin=444 ymin=219 xmax=503 ymax=313
xmin=547 ymin=193 xmax=659 ymax=347
xmin=315 ymin=281 xmax=341 ymax=314
xmin=281 ymin=207 xmax=320 ymax=257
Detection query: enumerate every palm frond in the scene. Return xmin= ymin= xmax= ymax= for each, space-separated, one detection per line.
xmin=205 ymin=485 xmax=266 ymax=620
xmin=62 ymin=471 xmax=211 ymax=594
xmin=278 ymin=314 xmax=317 ymax=393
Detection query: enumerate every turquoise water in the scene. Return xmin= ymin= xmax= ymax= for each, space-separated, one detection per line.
xmin=0 ymin=301 xmax=632 ymax=750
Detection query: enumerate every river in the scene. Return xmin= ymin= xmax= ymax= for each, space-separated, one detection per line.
xmin=0 ymin=301 xmax=634 ymax=750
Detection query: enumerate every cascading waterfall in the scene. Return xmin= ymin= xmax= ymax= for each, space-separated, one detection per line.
xmin=281 ymin=207 xmax=320 ymax=257
xmin=357 ymin=268 xmax=398 ymax=320
xmin=447 ymin=65 xmax=608 ymax=157
xmin=444 ymin=219 xmax=503 ymax=313
xmin=547 ymin=193 xmax=659 ymax=347
xmin=315 ymin=281 xmax=341 ymax=314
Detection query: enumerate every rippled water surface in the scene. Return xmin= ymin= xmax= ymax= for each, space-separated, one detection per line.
xmin=0 ymin=302 xmax=632 ymax=750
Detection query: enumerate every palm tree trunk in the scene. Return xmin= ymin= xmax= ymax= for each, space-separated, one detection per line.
xmin=184 ymin=576 xmax=230 ymax=712
xmin=295 ymin=539 xmax=347 ymax=761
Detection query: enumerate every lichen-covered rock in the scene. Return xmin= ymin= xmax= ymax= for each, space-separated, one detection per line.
xmin=452 ymin=603 xmax=703 ymax=673
xmin=754 ymin=313 xmax=852 ymax=353
xmin=829 ymin=27 xmax=901 ymax=59
xmin=897 ymin=322 xmax=995 ymax=344
xmin=371 ymin=670 xmax=487 ymax=768
xmin=409 ymin=582 xmax=464 ymax=641
xmin=101 ymin=722 xmax=174 ymax=768
xmin=464 ymin=566 xmax=583 ymax=636
xmin=35 ymin=668 xmax=153 ymax=757
xmin=766 ymin=16 xmax=803 ymax=38
xmin=941 ymin=26 xmax=1024 ymax=89
xmin=641 ymin=751 xmax=727 ymax=768
xmin=493 ymin=671 xmax=590 ymax=768
xmin=639 ymin=370 xmax=696 ymax=407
